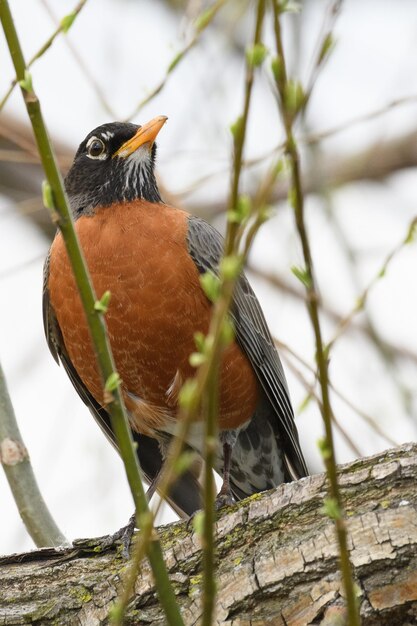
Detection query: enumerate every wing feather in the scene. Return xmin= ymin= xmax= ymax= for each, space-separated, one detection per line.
xmin=186 ymin=216 xmax=308 ymax=479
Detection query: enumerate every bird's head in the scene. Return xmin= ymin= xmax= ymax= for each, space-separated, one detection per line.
xmin=64 ymin=115 xmax=167 ymax=217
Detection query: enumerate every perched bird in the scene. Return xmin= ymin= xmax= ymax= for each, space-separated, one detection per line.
xmin=43 ymin=116 xmax=308 ymax=526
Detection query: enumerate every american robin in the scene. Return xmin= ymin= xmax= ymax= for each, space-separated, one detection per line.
xmin=43 ymin=115 xmax=308 ymax=526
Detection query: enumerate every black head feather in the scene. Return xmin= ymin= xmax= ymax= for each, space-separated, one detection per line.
xmin=65 ymin=122 xmax=162 ymax=217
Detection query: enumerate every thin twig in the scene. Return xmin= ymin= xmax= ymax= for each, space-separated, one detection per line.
xmin=39 ymin=0 xmax=118 ymax=119
xmin=308 ymin=93 xmax=417 ymax=145
xmin=283 ymin=355 xmax=363 ymax=458
xmin=0 ymin=0 xmax=88 ymax=112
xmin=0 ymin=360 xmax=68 ymax=547
xmin=321 ymin=196 xmax=414 ymax=413
xmin=246 ymin=263 xmax=417 ymax=368
xmin=124 ymin=0 xmax=227 ymax=121
xmin=277 ymin=338 xmax=398 ymax=449
xmin=202 ymin=4 xmax=265 ymax=621
xmin=271 ymin=3 xmax=360 ymax=625
xmin=303 ymin=0 xmax=342 ymax=105
xmin=0 ymin=3 xmax=184 ymax=624
xmin=327 ymin=216 xmax=417 ymax=352
xmin=201 ymin=359 xmax=219 ymax=626
xmin=113 ymin=6 xmax=268 ymax=621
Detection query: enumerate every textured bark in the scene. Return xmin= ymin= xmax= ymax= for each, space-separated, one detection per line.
xmin=1 ymin=443 xmax=417 ymax=625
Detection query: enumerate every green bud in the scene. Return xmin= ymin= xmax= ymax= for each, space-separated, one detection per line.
xmin=318 ymin=33 xmax=335 ymax=65
xmin=61 ymin=11 xmax=77 ymax=33
xmin=192 ymin=510 xmax=205 ymax=536
xmin=173 ymin=451 xmax=198 ymax=477
xmin=189 ymin=352 xmax=207 ymax=368
xmin=284 ymin=79 xmax=305 ymax=116
xmin=19 ymin=70 xmax=33 ymax=93
xmin=94 ymin=290 xmax=111 ymax=314
xmin=200 ymin=271 xmax=220 ymax=303
xmin=230 ymin=116 xmax=243 ymax=140
xmin=322 ymin=343 xmax=330 ymax=364
xmin=220 ymin=317 xmax=235 ymax=346
xmin=220 ymin=255 xmax=241 ymax=281
xmin=237 ymin=194 xmax=251 ymax=217
xmin=178 ymin=378 xmax=198 ymax=409
xmin=278 ymin=0 xmax=302 ymax=13
xmin=228 ymin=194 xmax=251 ymax=224
xmin=195 ymin=7 xmax=214 ymax=32
xmin=246 ymin=43 xmax=268 ymax=68
xmin=42 ymin=180 xmax=54 ymax=210
xmin=271 ymin=56 xmax=284 ymax=83
xmin=227 ymin=210 xmax=240 ymax=224
xmin=353 ymin=582 xmax=362 ymax=598
xmin=194 ymin=331 xmax=206 ymax=353
xmin=291 ymin=265 xmax=311 ymax=289
xmin=104 ymin=372 xmax=121 ymax=392
xmin=321 ymin=497 xmax=341 ymax=520
xmin=317 ymin=437 xmax=332 ymax=460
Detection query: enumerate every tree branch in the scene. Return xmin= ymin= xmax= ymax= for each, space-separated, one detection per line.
xmin=1 ymin=443 xmax=416 ymax=625
xmin=0 ymin=360 xmax=67 ymax=548
xmin=271 ymin=3 xmax=359 ymax=622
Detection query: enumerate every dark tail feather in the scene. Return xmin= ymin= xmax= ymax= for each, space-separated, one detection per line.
xmin=134 ymin=433 xmax=202 ymax=518
xmin=228 ymin=401 xmax=309 ymax=502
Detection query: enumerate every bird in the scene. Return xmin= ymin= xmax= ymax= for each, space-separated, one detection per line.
xmin=43 ymin=115 xmax=308 ymax=534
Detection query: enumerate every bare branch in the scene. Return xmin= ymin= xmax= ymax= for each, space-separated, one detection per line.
xmin=0 ymin=360 xmax=68 ymax=548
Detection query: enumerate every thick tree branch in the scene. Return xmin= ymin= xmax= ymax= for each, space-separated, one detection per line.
xmin=1 ymin=443 xmax=416 ymax=625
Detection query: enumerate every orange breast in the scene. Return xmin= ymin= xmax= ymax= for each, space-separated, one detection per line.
xmin=48 ymin=200 xmax=259 ymax=433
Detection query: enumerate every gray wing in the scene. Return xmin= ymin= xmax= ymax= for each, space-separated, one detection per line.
xmin=186 ymin=216 xmax=308 ymax=480
xmin=42 ymin=252 xmax=202 ymax=518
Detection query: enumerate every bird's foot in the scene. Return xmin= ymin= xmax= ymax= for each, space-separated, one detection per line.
xmin=89 ymin=512 xmax=137 ymax=559
xmin=214 ymin=489 xmax=235 ymax=511
xmin=186 ymin=492 xmax=234 ymax=533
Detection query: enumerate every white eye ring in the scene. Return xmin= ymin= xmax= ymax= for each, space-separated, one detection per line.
xmin=86 ymin=136 xmax=106 ymax=160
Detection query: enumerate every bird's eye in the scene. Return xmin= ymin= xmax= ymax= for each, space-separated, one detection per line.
xmin=86 ymin=137 xmax=106 ymax=159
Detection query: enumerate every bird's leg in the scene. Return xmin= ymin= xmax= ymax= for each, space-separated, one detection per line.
xmin=215 ymin=432 xmax=236 ymax=509
xmin=105 ymin=476 xmax=162 ymax=554
xmin=145 ymin=471 xmax=161 ymax=502
xmin=96 ymin=478 xmax=160 ymax=558
xmin=92 ymin=511 xmax=137 ymax=559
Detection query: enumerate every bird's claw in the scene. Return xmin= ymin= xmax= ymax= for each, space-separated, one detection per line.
xmin=90 ymin=512 xmax=136 ymax=559
xmin=214 ymin=491 xmax=235 ymax=511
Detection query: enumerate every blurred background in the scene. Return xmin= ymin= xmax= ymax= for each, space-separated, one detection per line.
xmin=1 ymin=0 xmax=416 ymax=555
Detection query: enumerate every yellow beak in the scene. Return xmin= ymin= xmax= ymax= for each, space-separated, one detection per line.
xmin=113 ymin=115 xmax=168 ymax=158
